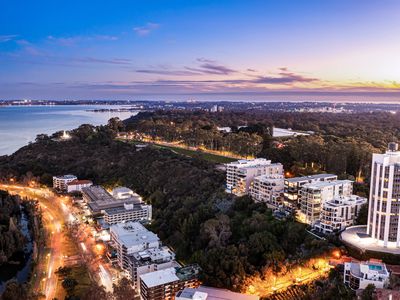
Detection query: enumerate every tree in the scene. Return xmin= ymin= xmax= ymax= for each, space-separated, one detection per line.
xmin=112 ymin=277 xmax=136 ymax=300
xmin=0 ymin=281 xmax=30 ymax=300
xmin=356 ymin=203 xmax=369 ymax=225
xmin=360 ymin=284 xmax=376 ymax=300
xmin=81 ymin=282 xmax=112 ymax=300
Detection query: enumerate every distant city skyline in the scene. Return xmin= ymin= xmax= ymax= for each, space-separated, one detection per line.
xmin=1 ymin=0 xmax=399 ymax=101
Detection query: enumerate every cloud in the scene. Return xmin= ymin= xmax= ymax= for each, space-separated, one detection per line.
xmin=133 ymin=23 xmax=160 ymax=36
xmin=47 ymin=34 xmax=119 ymax=46
xmin=253 ymin=71 xmax=318 ymax=84
xmin=185 ymin=58 xmax=237 ymax=75
xmin=73 ymin=57 xmax=132 ymax=65
xmin=136 ymin=69 xmax=201 ymax=76
xmin=0 ymin=35 xmax=18 ymax=42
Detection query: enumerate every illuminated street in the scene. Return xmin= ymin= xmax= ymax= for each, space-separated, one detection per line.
xmin=244 ymin=258 xmax=333 ymax=297
xmin=0 ymin=183 xmax=115 ymax=298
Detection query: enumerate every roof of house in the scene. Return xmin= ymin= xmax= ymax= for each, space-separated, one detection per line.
xmin=67 ymin=179 xmax=93 ymax=185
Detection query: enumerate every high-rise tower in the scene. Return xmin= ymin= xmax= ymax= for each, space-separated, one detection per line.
xmin=367 ymin=142 xmax=400 ymax=247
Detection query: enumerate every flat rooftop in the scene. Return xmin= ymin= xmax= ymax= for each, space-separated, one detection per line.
xmin=104 ymin=203 xmax=150 ymax=215
xmin=110 ymin=222 xmax=159 ymax=248
xmin=83 ymin=186 xmax=142 ymax=212
xmin=285 ymin=174 xmax=337 ymax=183
xmin=341 ymin=225 xmax=400 ymax=255
xmin=177 ymin=287 xmax=259 ymax=300
xmin=303 ymin=179 xmax=353 ymax=189
xmin=54 ymin=174 xmax=77 ymax=180
xmin=140 ymin=267 xmax=179 ymax=288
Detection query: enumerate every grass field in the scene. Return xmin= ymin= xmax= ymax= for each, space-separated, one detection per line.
xmin=155 ymin=144 xmax=236 ymax=163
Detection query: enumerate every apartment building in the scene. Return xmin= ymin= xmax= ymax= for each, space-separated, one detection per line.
xmin=344 ymin=260 xmax=389 ymax=290
xmin=249 ymin=175 xmax=284 ymax=207
xmin=314 ymin=195 xmax=367 ymax=234
xmin=53 ymin=174 xmax=77 ymax=191
xmin=66 ymin=179 xmax=93 ymax=193
xmin=110 ymin=222 xmax=176 ymax=288
xmin=283 ymin=174 xmax=337 ymax=208
xmin=226 ymin=158 xmax=283 ymax=196
xmin=139 ymin=265 xmax=201 ymax=300
xmin=82 ymin=186 xmax=143 ymax=215
xmin=299 ymin=180 xmax=353 ymax=225
xmin=368 ymin=142 xmax=400 ymax=248
xmin=104 ymin=202 xmax=152 ymax=225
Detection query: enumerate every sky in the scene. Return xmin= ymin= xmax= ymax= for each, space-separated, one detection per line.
xmin=1 ymin=0 xmax=400 ymax=101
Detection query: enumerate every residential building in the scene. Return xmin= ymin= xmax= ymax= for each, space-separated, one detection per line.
xmin=368 ymin=142 xmax=400 ymax=248
xmin=66 ymin=179 xmax=93 ymax=193
xmin=344 ymin=260 xmax=389 ymax=290
xmin=283 ymin=174 xmax=337 ymax=208
xmin=314 ymin=195 xmax=367 ymax=234
xmin=104 ymin=202 xmax=152 ymax=225
xmin=110 ymin=222 xmax=176 ymax=288
xmin=249 ymin=175 xmax=284 ymax=207
xmin=53 ymin=174 xmax=77 ymax=191
xmin=140 ymin=265 xmax=201 ymax=300
xmin=176 ymin=286 xmax=259 ymax=300
xmin=112 ymin=187 xmax=139 ymax=200
xmin=82 ymin=186 xmax=142 ymax=215
xmin=299 ymin=180 xmax=353 ymax=225
xmin=226 ymin=159 xmax=283 ymax=196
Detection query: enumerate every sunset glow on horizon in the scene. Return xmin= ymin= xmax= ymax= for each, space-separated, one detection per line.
xmin=1 ymin=0 xmax=399 ymax=101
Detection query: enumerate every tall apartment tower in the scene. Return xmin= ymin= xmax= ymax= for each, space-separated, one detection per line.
xmin=367 ymin=142 xmax=400 ymax=248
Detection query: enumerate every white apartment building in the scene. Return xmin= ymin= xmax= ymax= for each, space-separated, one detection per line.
xmin=344 ymin=260 xmax=389 ymax=290
xmin=283 ymin=174 xmax=337 ymax=208
xmin=314 ymin=195 xmax=367 ymax=234
xmin=249 ymin=175 xmax=284 ymax=207
xmin=299 ymin=180 xmax=353 ymax=225
xmin=112 ymin=187 xmax=139 ymax=200
xmin=226 ymin=159 xmax=283 ymax=196
xmin=367 ymin=142 xmax=400 ymax=248
xmin=66 ymin=179 xmax=93 ymax=193
xmin=53 ymin=175 xmax=77 ymax=192
xmin=110 ymin=222 xmax=176 ymax=288
xmin=104 ymin=202 xmax=152 ymax=225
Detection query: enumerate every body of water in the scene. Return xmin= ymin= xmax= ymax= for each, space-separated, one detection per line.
xmin=0 ymin=209 xmax=32 ymax=293
xmin=0 ymin=105 xmax=137 ymax=155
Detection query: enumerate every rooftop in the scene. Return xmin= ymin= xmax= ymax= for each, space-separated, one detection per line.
xmin=176 ymin=287 xmax=259 ymax=300
xmin=303 ymin=179 xmax=353 ymax=189
xmin=104 ymin=203 xmax=150 ymax=215
xmin=83 ymin=186 xmax=142 ymax=213
xmin=54 ymin=174 xmax=77 ymax=180
xmin=341 ymin=225 xmax=400 ymax=255
xmin=110 ymin=222 xmax=159 ymax=248
xmin=323 ymin=195 xmax=367 ymax=208
xmin=226 ymin=158 xmax=272 ymax=168
xmin=285 ymin=173 xmax=337 ymax=183
xmin=140 ymin=267 xmax=179 ymax=288
xmin=67 ymin=179 xmax=93 ymax=185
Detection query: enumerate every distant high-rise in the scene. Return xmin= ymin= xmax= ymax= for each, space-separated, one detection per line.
xmin=367 ymin=143 xmax=400 ymax=248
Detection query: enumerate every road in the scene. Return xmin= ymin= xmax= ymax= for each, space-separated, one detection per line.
xmin=0 ymin=183 xmax=115 ymax=299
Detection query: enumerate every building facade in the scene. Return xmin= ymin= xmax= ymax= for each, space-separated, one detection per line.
xmin=283 ymin=174 xmax=337 ymax=208
xmin=226 ymin=159 xmax=283 ymax=196
xmin=314 ymin=195 xmax=367 ymax=234
xmin=110 ymin=222 xmax=176 ymax=288
xmin=66 ymin=179 xmax=93 ymax=193
xmin=344 ymin=260 xmax=389 ymax=290
xmin=53 ymin=174 xmax=77 ymax=191
xmin=104 ymin=202 xmax=152 ymax=225
xmin=139 ymin=265 xmax=201 ymax=300
xmin=299 ymin=180 xmax=353 ymax=225
xmin=249 ymin=175 xmax=284 ymax=207
xmin=367 ymin=142 xmax=400 ymax=248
